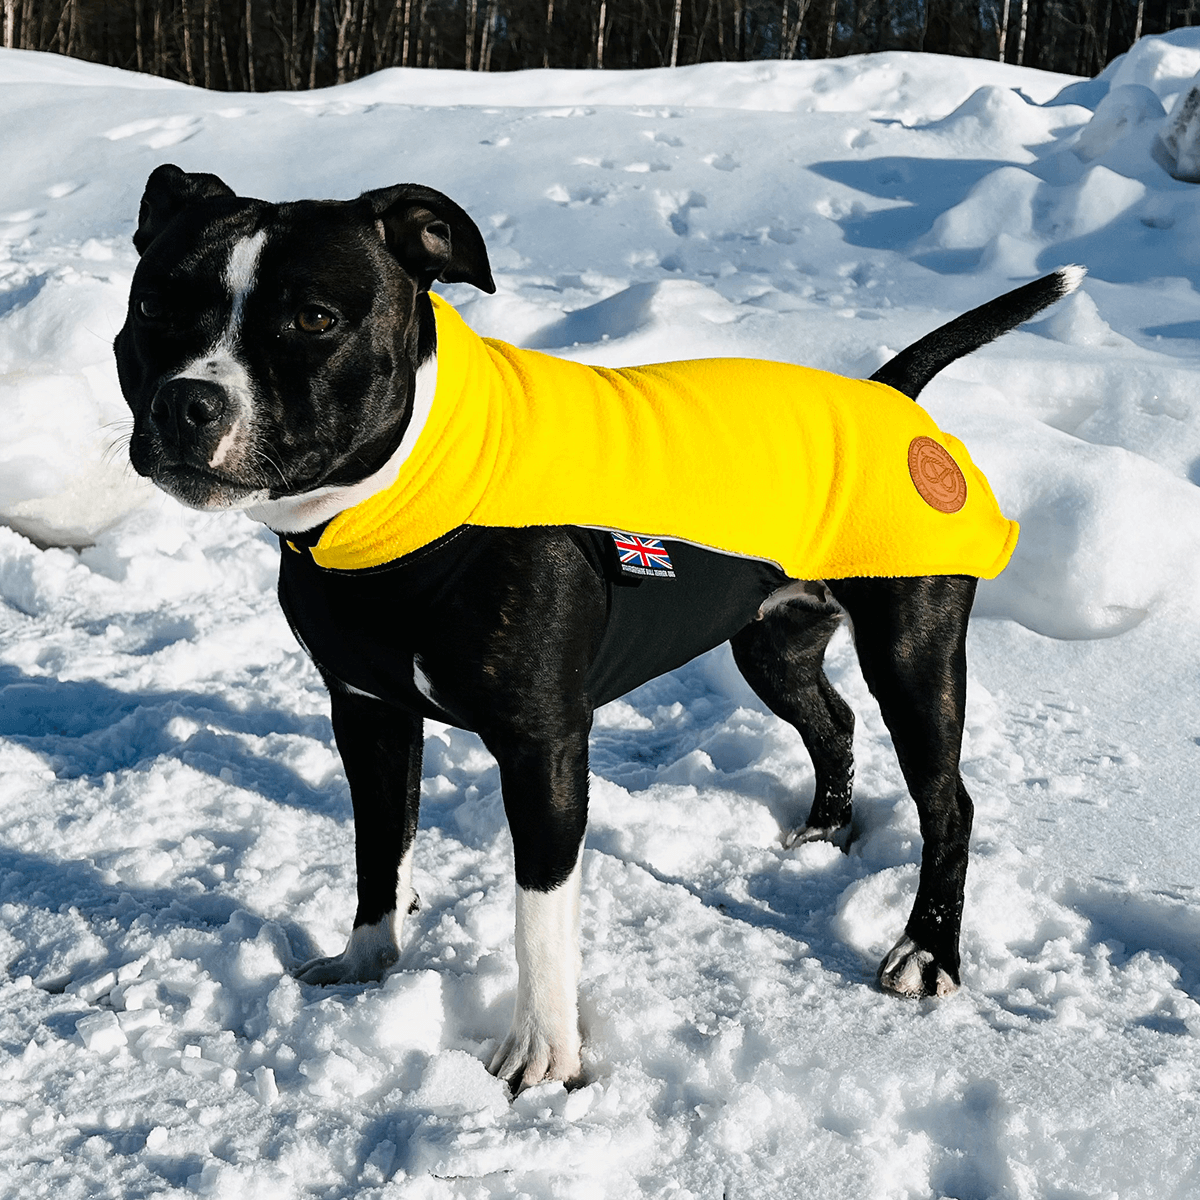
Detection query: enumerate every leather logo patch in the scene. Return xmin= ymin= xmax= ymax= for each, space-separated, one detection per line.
xmin=908 ymin=437 xmax=967 ymax=513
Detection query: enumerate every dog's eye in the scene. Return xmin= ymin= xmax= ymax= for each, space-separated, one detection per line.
xmin=137 ymin=297 xmax=165 ymax=321
xmin=295 ymin=306 xmax=336 ymax=334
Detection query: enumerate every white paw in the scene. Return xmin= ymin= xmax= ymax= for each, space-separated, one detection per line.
xmin=489 ymin=863 xmax=584 ymax=1093
xmin=878 ymin=934 xmax=958 ymax=998
xmin=489 ymin=1020 xmax=581 ymax=1092
xmin=294 ymin=914 xmax=400 ymax=985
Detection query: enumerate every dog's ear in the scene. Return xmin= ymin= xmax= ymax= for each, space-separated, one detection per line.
xmin=134 ymin=164 xmax=236 ymax=256
xmin=363 ymin=184 xmax=496 ymax=294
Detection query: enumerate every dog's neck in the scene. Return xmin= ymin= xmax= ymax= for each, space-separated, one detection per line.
xmin=244 ymin=352 xmax=439 ymax=534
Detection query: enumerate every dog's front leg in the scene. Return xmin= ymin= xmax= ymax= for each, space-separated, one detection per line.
xmin=296 ymin=686 xmax=422 ymax=985
xmin=486 ymin=726 xmax=590 ymax=1091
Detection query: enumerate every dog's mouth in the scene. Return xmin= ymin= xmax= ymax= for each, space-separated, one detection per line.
xmin=144 ymin=459 xmax=269 ymax=511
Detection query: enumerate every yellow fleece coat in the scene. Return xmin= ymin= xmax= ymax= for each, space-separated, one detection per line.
xmin=310 ymin=294 xmax=1018 ymax=579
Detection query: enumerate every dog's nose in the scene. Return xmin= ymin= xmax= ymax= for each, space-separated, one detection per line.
xmin=149 ymin=378 xmax=228 ymax=445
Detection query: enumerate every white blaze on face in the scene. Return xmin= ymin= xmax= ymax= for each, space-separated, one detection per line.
xmin=169 ymin=229 xmax=268 ymax=471
xmin=224 ymin=229 xmax=267 ymax=333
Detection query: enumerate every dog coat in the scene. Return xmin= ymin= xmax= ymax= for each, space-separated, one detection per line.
xmin=306 ymin=293 xmax=1018 ymax=579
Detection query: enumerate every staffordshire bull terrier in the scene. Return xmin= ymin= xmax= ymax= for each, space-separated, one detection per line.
xmin=114 ymin=163 xmax=1081 ymax=1090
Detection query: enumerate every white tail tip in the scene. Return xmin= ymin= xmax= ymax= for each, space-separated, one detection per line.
xmin=1056 ymin=264 xmax=1087 ymax=295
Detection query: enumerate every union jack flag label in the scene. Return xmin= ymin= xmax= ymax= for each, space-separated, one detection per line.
xmin=611 ymin=532 xmax=675 ymax=578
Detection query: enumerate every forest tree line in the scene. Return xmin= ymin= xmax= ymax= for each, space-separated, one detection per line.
xmin=2 ymin=0 xmax=1196 ymax=87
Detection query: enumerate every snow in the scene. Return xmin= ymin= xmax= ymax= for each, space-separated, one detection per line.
xmin=2 ymin=32 xmax=1200 ymax=1199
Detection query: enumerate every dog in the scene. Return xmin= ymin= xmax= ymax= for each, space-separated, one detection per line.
xmin=114 ymin=163 xmax=1082 ymax=1091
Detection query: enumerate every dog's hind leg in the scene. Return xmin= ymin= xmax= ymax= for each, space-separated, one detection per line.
xmin=295 ymin=689 xmax=423 ymax=985
xmin=731 ymin=598 xmax=854 ymax=846
xmin=828 ymin=574 xmax=977 ymax=998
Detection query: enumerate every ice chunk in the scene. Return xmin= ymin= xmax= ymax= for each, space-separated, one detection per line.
xmin=75 ymin=1011 xmax=127 ymax=1054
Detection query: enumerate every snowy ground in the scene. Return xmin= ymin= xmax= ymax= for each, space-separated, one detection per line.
xmin=3 ymin=29 xmax=1200 ymax=1200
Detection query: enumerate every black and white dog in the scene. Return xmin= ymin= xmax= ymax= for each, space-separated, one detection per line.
xmin=114 ymin=164 xmax=1080 ymax=1091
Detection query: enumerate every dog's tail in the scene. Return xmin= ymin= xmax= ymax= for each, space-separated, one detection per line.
xmin=869 ymin=266 xmax=1086 ymax=401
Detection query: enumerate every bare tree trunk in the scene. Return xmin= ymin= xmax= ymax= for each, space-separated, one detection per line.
xmin=182 ymin=0 xmax=195 ymax=82
xmin=203 ymin=0 xmax=214 ymax=85
xmin=998 ymin=0 xmax=1010 ymax=59
xmin=1134 ymin=0 xmax=1144 ymax=41
xmin=218 ymin=17 xmax=233 ymax=85
xmin=779 ymin=0 xmax=787 ymax=56
xmin=288 ymin=0 xmax=299 ymax=83
xmin=668 ymin=0 xmax=681 ymax=64
xmin=784 ymin=0 xmax=809 ymax=56
xmin=595 ymin=0 xmax=606 ymax=65
xmin=694 ymin=0 xmax=713 ymax=59
xmin=309 ymin=0 xmax=321 ymax=86
xmin=480 ymin=0 xmax=494 ymax=67
xmin=378 ymin=0 xmax=398 ymax=60
xmin=246 ymin=0 xmax=257 ymax=89
xmin=334 ymin=0 xmax=350 ymax=80
xmin=132 ymin=0 xmax=145 ymax=68
xmin=354 ymin=0 xmax=373 ymax=75
xmin=1096 ymin=0 xmax=1111 ymax=70
xmin=1015 ymin=0 xmax=1028 ymax=63
xmin=824 ymin=0 xmax=836 ymax=55
xmin=3 ymin=0 xmax=13 ymax=49
xmin=402 ymin=0 xmax=414 ymax=62
xmin=27 ymin=0 xmax=41 ymax=50
xmin=465 ymin=0 xmax=477 ymax=67
xmin=153 ymin=2 xmax=163 ymax=73
xmin=543 ymin=0 xmax=554 ymax=66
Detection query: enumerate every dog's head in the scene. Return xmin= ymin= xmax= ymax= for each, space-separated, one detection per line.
xmin=115 ymin=164 xmax=494 ymax=515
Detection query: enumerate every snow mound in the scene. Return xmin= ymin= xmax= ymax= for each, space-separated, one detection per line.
xmin=976 ymin=420 xmax=1200 ymax=637
xmin=1102 ymin=25 xmax=1200 ymax=106
xmin=0 ymin=268 xmax=151 ymax=545
xmin=1074 ymin=83 xmax=1165 ymax=162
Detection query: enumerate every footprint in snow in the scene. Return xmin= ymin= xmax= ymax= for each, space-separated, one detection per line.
xmin=102 ymin=114 xmax=202 ymax=149
xmin=704 ymin=153 xmax=739 ymax=172
xmin=656 ymin=190 xmax=707 ymax=236
xmin=545 ymin=183 xmax=615 ymax=206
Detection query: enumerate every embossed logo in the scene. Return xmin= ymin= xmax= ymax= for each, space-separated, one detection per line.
xmin=908 ymin=437 xmax=967 ymax=514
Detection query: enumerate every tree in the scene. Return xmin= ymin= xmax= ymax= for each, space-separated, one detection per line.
xmin=0 ymin=0 xmax=1182 ymax=84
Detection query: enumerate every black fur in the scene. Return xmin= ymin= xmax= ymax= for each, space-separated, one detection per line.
xmin=871 ymin=269 xmax=1081 ymax=401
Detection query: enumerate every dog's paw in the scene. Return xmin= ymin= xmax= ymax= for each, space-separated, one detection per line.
xmin=294 ymin=916 xmax=400 ymax=985
xmin=783 ymin=821 xmax=849 ymax=849
xmin=877 ymin=934 xmax=958 ymax=998
xmin=488 ymin=1025 xmax=582 ymax=1094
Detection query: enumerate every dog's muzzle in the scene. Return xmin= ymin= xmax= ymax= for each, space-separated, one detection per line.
xmin=133 ymin=376 xmax=261 ymax=509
